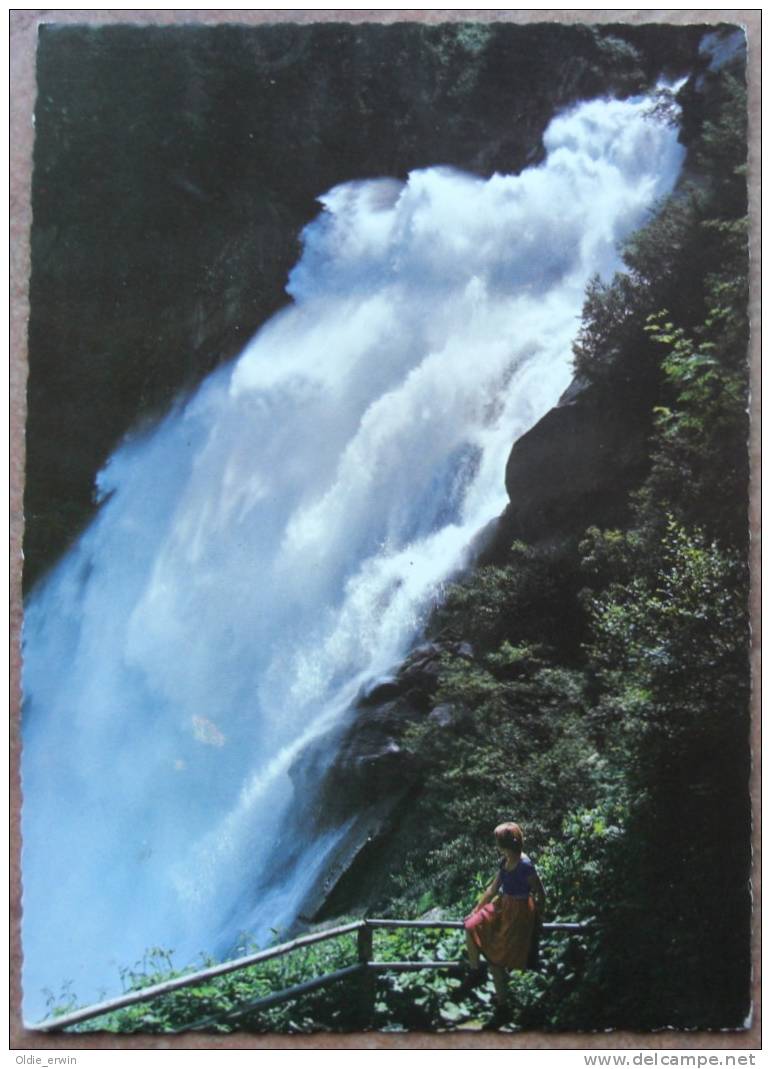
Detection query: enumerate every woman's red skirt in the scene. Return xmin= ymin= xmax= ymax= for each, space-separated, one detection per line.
xmin=464 ymin=894 xmax=536 ymax=970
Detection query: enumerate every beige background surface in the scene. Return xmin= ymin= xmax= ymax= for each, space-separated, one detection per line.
xmin=9 ymin=7 xmax=761 ymax=1051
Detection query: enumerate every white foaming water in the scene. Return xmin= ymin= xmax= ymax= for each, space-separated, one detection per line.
xmin=21 ymin=92 xmax=684 ymax=1020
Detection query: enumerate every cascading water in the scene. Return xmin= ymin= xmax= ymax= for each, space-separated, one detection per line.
xmin=21 ymin=90 xmax=685 ymax=1020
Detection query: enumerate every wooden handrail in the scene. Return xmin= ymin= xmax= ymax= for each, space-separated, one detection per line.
xmin=367 ymin=919 xmax=590 ymax=932
xmin=368 ymin=960 xmax=463 ymax=972
xmin=30 ymin=920 xmax=365 ymax=1032
xmin=31 ymin=916 xmax=593 ymax=1033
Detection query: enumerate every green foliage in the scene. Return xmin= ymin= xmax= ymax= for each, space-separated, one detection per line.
xmin=538 ymin=802 xmax=627 ymax=923
xmin=574 ymin=66 xmax=748 ymax=398
xmin=61 ymin=933 xmax=363 ymax=1034
xmin=695 ymin=70 xmax=748 ymax=215
xmin=578 ymin=526 xmax=645 ymax=589
xmin=433 ymin=544 xmax=556 ymax=648
xmin=576 ymin=520 xmax=750 ymax=1028
xmin=392 ymin=644 xmax=597 ymax=908
xmin=572 ymin=270 xmax=650 ymax=390
xmin=56 ymin=924 xmax=552 ymax=1034
xmin=635 ymin=221 xmax=749 ymax=547
xmin=568 ymin=111 xmax=753 ymax=1017
xmin=588 ymin=519 xmax=747 ymax=704
xmin=430 ymin=540 xmax=588 ymax=662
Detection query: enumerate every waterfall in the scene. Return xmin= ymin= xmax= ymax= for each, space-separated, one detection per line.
xmin=21 ymin=90 xmax=684 ymax=1020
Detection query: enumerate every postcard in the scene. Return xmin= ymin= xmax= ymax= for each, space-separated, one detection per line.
xmin=11 ymin=10 xmax=758 ymax=1048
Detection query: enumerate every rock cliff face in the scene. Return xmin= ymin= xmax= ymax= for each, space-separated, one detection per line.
xmin=25 ymin=20 xmax=706 ymax=588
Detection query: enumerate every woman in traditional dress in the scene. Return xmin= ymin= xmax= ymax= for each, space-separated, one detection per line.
xmin=463 ymin=821 xmax=546 ymax=1005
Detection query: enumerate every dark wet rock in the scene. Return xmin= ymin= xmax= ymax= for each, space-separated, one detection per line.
xmin=396 ymin=640 xmax=473 ymax=690
xmin=289 ymin=695 xmax=423 ymax=828
xmin=396 ymin=643 xmax=443 ymax=692
xmin=295 ymin=799 xmax=410 ymax=924
xmin=428 ymin=703 xmax=456 ymax=728
xmin=474 ymin=381 xmax=653 ymax=557
xmin=287 ymin=636 xmax=481 ymax=916
xmin=358 ymin=678 xmax=402 ymax=707
xmin=293 ymin=637 xmax=473 ymax=835
xmin=286 ymin=688 xmax=423 ymax=919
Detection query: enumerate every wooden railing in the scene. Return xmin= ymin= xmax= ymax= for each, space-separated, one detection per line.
xmin=31 ymin=918 xmax=592 ymax=1033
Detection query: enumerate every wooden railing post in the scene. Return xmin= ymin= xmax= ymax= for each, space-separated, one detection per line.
xmin=357 ymin=922 xmax=375 ymax=1027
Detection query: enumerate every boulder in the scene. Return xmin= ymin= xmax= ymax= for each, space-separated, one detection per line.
xmin=428 ymin=703 xmax=456 ymax=729
xmin=502 ymin=380 xmax=653 ymax=546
